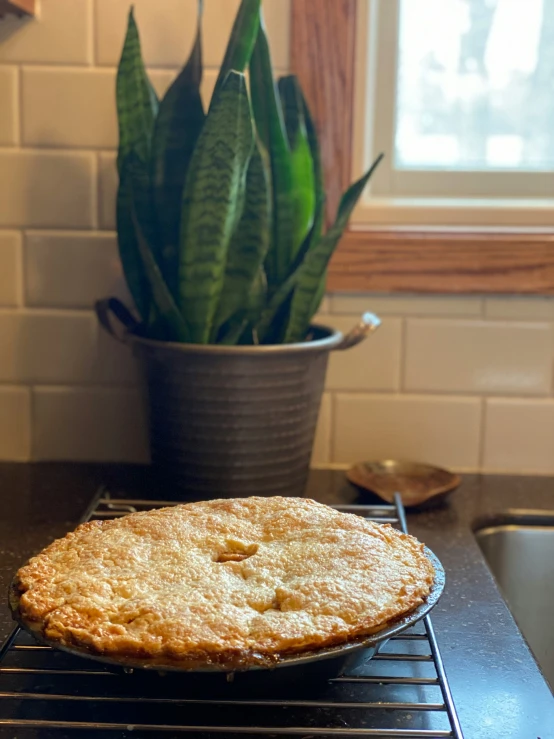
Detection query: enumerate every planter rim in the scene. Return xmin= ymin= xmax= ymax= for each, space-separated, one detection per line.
xmin=129 ymin=323 xmax=344 ymax=356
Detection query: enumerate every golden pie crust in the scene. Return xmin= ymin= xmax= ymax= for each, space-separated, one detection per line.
xmin=11 ymin=497 xmax=435 ymax=668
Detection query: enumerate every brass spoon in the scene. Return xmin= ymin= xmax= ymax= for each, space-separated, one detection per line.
xmin=347 ymin=460 xmax=460 ymax=508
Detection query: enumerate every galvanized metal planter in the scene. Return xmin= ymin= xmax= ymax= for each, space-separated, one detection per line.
xmin=96 ymin=301 xmax=379 ymax=498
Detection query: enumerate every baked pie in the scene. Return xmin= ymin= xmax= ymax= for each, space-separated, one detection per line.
xmin=11 ymin=497 xmax=435 ymax=668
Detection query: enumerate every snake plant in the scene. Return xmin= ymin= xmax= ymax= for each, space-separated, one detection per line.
xmin=112 ymin=0 xmax=382 ymax=345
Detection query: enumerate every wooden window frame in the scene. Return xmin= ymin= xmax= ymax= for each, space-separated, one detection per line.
xmin=290 ymin=0 xmax=554 ymax=294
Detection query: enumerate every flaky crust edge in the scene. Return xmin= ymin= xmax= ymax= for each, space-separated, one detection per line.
xmin=10 ymin=506 xmax=436 ymax=670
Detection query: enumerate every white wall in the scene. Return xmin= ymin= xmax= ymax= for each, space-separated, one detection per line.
xmin=0 ymin=0 xmax=553 ymax=474
xmin=315 ymin=295 xmax=554 ymax=474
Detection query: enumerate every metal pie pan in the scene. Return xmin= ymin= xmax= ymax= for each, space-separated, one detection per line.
xmin=11 ymin=548 xmax=444 ymax=674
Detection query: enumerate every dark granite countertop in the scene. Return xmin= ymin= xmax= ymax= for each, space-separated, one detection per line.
xmin=0 ymin=463 xmax=552 ymax=738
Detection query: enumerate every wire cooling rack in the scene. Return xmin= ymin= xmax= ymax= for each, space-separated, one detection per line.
xmin=0 ymin=489 xmax=464 ymax=738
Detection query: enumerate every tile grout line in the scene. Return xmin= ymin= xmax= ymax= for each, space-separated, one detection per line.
xmin=14 ymin=65 xmax=24 ymax=313
xmin=398 ymin=316 xmax=407 ymax=395
xmin=16 ymin=64 xmax=23 ymax=148
xmin=94 ymin=151 xmax=101 ymax=231
xmin=90 ymin=152 xmax=99 ymax=230
xmin=29 ymin=384 xmax=37 ymax=461
xmin=325 ymin=392 xmax=333 ymax=466
xmin=9 ymin=63 xmax=275 ymax=73
xmin=19 ymin=229 xmax=27 ymax=308
xmin=551 ymin=324 xmax=554 ymax=397
xmin=88 ymin=0 xmax=96 ymax=67
xmin=477 ymin=397 xmax=487 ymax=472
xmin=329 ymin=392 xmax=337 ymax=465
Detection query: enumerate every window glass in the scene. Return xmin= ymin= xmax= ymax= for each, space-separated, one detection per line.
xmin=395 ymin=0 xmax=554 ymax=171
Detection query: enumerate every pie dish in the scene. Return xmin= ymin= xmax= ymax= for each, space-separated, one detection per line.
xmin=11 ymin=496 xmax=435 ymax=670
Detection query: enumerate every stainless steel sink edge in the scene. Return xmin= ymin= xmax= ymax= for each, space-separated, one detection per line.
xmin=471 ymin=508 xmax=554 ymax=533
xmin=473 ymin=510 xmax=554 ymax=693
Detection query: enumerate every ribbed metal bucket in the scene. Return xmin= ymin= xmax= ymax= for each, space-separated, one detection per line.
xmin=96 ymin=300 xmax=380 ymax=498
xmin=131 ymin=326 xmax=340 ymax=498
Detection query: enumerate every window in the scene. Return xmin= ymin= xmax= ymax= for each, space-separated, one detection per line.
xmin=352 ymin=0 xmax=554 ymax=226
xmin=291 ymin=0 xmax=554 ymax=293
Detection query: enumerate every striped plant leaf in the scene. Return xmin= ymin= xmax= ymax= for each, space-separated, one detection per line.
xmin=258 ymin=286 xmax=294 ymax=344
xmin=278 ymin=76 xmax=316 ymax=261
xmin=308 ymin=271 xmax=327 ymax=317
xmin=298 ymin=79 xmax=325 ymax=247
xmin=250 ymin=19 xmax=295 ymax=290
xmin=151 ymin=0 xmax=205 ymax=296
xmin=116 ymin=156 xmax=152 ymax=321
xmin=178 ymin=71 xmax=255 ymax=344
xmin=213 ymin=0 xmax=261 ymax=101
xmin=222 ymin=267 xmax=267 ymax=345
xmin=130 ymin=177 xmax=189 ymax=343
xmin=116 ymin=8 xmax=158 ymax=174
xmin=283 ymin=154 xmax=384 ymax=343
xmin=213 ymin=142 xmax=270 ymax=338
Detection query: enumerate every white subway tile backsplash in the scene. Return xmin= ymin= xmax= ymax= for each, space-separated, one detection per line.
xmin=323 ymin=315 xmax=401 ymax=391
xmin=0 ymin=311 xmax=95 ymax=384
xmin=201 ymin=0 xmax=240 ymax=70
xmin=0 ymin=231 xmax=22 ymax=307
xmin=32 ymin=387 xmax=149 ymax=462
xmin=483 ymin=399 xmax=554 ymax=474
xmin=201 ymin=70 xmax=218 ymax=108
xmin=331 ymin=294 xmax=484 ymax=317
xmin=0 ymin=0 xmax=92 ymax=65
xmin=0 ymin=151 xmax=95 ymax=229
xmin=405 ymin=319 xmax=554 ymax=396
xmin=484 ymin=297 xmax=554 ymax=321
xmin=311 ymin=393 xmax=331 ymax=466
xmin=203 ymin=0 xmax=290 ymax=70
xmin=149 ymin=69 xmax=177 ymax=100
xmin=333 ymin=394 xmax=481 ymax=470
xmin=94 ymin=322 xmax=140 ymax=386
xmin=1 ymin=1 xmax=554 ymax=473
xmin=95 ymin=0 xmax=289 ymax=71
xmin=316 ymin=296 xmax=330 ymax=315
xmin=20 ymin=66 xmax=204 ymax=153
xmin=0 ymin=387 xmax=31 ymax=461
xmin=260 ymin=0 xmax=291 ymax=71
xmin=150 ymin=69 xmax=217 ymax=109
xmin=0 ymin=67 xmax=18 ymax=145
xmin=0 ymin=311 xmax=138 ymax=385
xmin=25 ymin=231 xmax=126 ymax=309
xmin=22 ymin=68 xmax=116 ymax=149
xmin=98 ymin=152 xmax=117 ymax=230
xmin=95 ymin=0 xmax=197 ymax=68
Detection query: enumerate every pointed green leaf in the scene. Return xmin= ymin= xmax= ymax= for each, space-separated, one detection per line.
xmin=283 ymin=154 xmax=384 ymax=342
xmin=248 ymin=267 xmax=267 ymax=323
xmin=257 ymin=154 xmax=383 ymax=342
xmin=116 ymin=8 xmax=158 ymax=173
xmin=250 ymin=19 xmax=295 ymax=289
xmin=299 ymin=79 xmax=325 ymax=246
xmin=178 ymin=71 xmax=255 ymax=344
xmin=213 ymin=143 xmax=271 ymax=337
xmin=217 ymin=266 xmax=267 ymax=345
xmin=129 ymin=181 xmax=189 ymax=343
xmin=278 ymin=76 xmax=316 ymax=260
xmin=213 ymin=0 xmax=261 ymax=101
xmin=259 ymin=286 xmax=294 ymax=344
xmin=254 ymin=196 xmax=324 ymax=341
xmin=308 ymin=272 xmax=327 ymax=317
xmin=151 ymin=0 xmax=205 ymax=294
xmin=116 ymin=157 xmax=151 ymax=321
